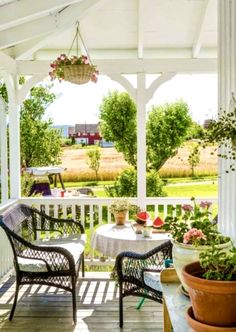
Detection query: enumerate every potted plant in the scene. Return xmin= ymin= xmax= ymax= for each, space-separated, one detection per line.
xmin=109 ymin=199 xmax=132 ymax=225
xmin=183 ymin=246 xmax=236 ymax=329
xmin=49 ymin=54 xmax=98 ymax=85
xmin=163 ymin=197 xmax=232 ymax=291
xmin=203 ymin=100 xmax=236 ymax=172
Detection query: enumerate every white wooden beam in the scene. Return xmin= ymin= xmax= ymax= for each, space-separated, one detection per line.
xmin=0 ymin=51 xmax=16 ymax=74
xmin=146 ymin=73 xmax=176 ymax=103
xmin=0 ymin=96 xmax=9 ymax=203
xmin=35 ymin=47 xmax=217 ymax=60
xmin=17 ymin=58 xmax=217 ymax=75
xmin=136 ymin=73 xmax=146 ymax=208
xmin=14 ymin=0 xmax=107 ymax=60
xmin=3 ymin=73 xmax=21 ymax=199
xmin=17 ymin=75 xmax=47 ymax=104
xmin=0 ymin=14 xmax=59 ymax=49
xmin=0 ymin=0 xmax=82 ymax=32
xmin=138 ymin=0 xmax=145 ymax=59
xmin=107 ymin=74 xmax=136 ymax=100
xmin=192 ymin=0 xmax=211 ymax=58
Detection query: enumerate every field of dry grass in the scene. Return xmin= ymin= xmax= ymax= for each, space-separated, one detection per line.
xmin=60 ymin=144 xmax=217 ymax=182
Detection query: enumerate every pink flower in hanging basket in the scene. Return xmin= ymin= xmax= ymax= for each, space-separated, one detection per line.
xmin=49 ymin=54 xmax=98 ymax=84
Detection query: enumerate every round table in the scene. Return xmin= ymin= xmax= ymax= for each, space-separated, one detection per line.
xmin=91 ymin=222 xmax=171 ymax=257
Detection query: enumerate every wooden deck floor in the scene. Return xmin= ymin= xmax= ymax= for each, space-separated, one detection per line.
xmin=0 ymin=272 xmax=163 ymax=332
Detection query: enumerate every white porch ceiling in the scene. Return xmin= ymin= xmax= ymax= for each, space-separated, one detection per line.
xmin=0 ymin=0 xmax=217 ymax=74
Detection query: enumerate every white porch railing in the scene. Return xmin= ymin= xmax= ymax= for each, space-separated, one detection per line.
xmin=0 ymin=197 xmax=217 ymax=278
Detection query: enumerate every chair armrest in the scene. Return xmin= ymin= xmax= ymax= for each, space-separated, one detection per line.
xmin=29 ymin=205 xmax=85 ymax=235
xmin=115 ymin=240 xmax=172 ymax=282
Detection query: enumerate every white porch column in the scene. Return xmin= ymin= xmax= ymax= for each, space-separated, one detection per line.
xmin=0 ymin=96 xmax=8 ymax=202
xmin=137 ymin=73 xmax=146 ymax=208
xmin=4 ymin=73 xmax=21 ymax=199
xmin=218 ymin=0 xmax=236 ymax=243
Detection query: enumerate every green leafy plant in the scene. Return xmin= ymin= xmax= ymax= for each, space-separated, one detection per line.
xmin=199 ymin=246 xmax=236 ymax=280
xmin=163 ymin=197 xmax=230 ymax=245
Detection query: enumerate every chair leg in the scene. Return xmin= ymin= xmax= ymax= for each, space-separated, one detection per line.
xmin=9 ymin=278 xmax=20 ymax=321
xmin=81 ymin=252 xmax=85 ymax=278
xmin=119 ymin=282 xmax=123 ymax=328
xmin=72 ymin=277 xmax=77 ymax=324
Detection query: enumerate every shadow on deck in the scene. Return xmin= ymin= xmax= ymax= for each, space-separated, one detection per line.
xmin=0 ymin=272 xmax=163 ymax=332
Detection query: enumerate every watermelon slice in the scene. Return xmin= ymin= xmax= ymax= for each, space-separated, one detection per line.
xmin=136 ymin=211 xmax=151 ymax=224
xmin=153 ymin=216 xmax=165 ymax=228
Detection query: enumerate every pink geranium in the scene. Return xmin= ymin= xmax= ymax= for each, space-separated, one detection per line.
xmin=183 ymin=228 xmax=206 ymax=245
xmin=182 ymin=204 xmax=193 ymax=212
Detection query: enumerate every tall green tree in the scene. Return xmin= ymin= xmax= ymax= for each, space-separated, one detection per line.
xmin=0 ymin=80 xmax=61 ymax=167
xmin=20 ymin=85 xmax=62 ymax=167
xmin=147 ymin=100 xmax=192 ymax=171
xmin=99 ymin=91 xmax=137 ymax=167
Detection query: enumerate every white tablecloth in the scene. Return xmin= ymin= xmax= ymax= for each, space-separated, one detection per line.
xmin=91 ymin=223 xmax=171 ymax=257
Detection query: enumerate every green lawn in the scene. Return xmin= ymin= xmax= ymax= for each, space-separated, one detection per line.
xmin=64 ymin=179 xmax=218 ymax=198
xmin=164 ymin=182 xmax=217 ymax=197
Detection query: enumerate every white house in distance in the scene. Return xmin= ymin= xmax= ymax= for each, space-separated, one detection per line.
xmin=51 ymin=125 xmax=75 ymax=138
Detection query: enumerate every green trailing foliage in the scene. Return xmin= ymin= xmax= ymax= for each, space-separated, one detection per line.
xmin=202 ymin=102 xmax=236 ymax=172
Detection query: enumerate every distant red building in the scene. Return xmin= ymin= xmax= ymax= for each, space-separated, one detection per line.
xmin=71 ymin=123 xmax=102 ymax=145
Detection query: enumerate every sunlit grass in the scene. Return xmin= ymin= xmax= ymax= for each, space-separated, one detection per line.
xmin=164 ymin=182 xmax=217 ymax=197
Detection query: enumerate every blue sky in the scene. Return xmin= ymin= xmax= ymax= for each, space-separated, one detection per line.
xmin=45 ymin=74 xmax=217 ymax=126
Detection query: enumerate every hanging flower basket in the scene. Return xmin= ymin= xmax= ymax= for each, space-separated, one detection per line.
xmin=49 ymin=54 xmax=98 ymax=85
xmin=63 ymin=63 xmax=96 ymax=85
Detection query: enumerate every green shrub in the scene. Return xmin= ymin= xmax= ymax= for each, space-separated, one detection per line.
xmin=105 ymin=168 xmax=166 ymax=197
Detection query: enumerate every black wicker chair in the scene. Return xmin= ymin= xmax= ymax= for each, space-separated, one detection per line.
xmin=115 ymin=240 xmax=173 ymax=327
xmin=0 ymin=203 xmax=86 ymax=324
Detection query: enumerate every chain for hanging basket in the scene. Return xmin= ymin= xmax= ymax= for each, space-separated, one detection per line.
xmin=49 ymin=23 xmax=98 ymax=85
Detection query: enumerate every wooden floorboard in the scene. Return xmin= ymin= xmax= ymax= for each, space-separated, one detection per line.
xmin=0 ymin=272 xmax=163 ymax=331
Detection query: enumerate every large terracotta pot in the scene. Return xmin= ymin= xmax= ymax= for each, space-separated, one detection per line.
xmin=183 ymin=261 xmax=236 ymax=327
xmin=114 ymin=211 xmax=127 ymax=225
xmin=172 ymin=240 xmax=232 ymax=292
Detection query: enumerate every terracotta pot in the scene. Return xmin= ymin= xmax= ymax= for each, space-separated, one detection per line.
xmin=172 ymin=240 xmax=232 ymax=292
xmin=183 ymin=261 xmax=236 ymax=327
xmin=114 ymin=211 xmax=127 ymax=225
xmin=186 ymin=306 xmax=236 ymax=332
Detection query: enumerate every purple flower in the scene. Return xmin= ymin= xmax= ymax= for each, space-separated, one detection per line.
xmin=200 ymin=201 xmax=212 ymax=209
xmin=182 ymin=204 xmax=193 ymax=212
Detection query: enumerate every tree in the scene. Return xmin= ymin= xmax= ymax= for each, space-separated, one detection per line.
xmin=99 ymin=91 xmax=137 ymax=166
xmin=188 ymin=144 xmax=201 ymax=177
xmin=20 ymin=85 xmax=62 ymax=167
xmin=146 ymin=100 xmax=192 ymax=171
xmin=187 ymin=121 xmax=205 ymax=140
xmin=0 ymin=80 xmax=61 ymax=167
xmin=87 ymin=147 xmax=101 ymax=181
